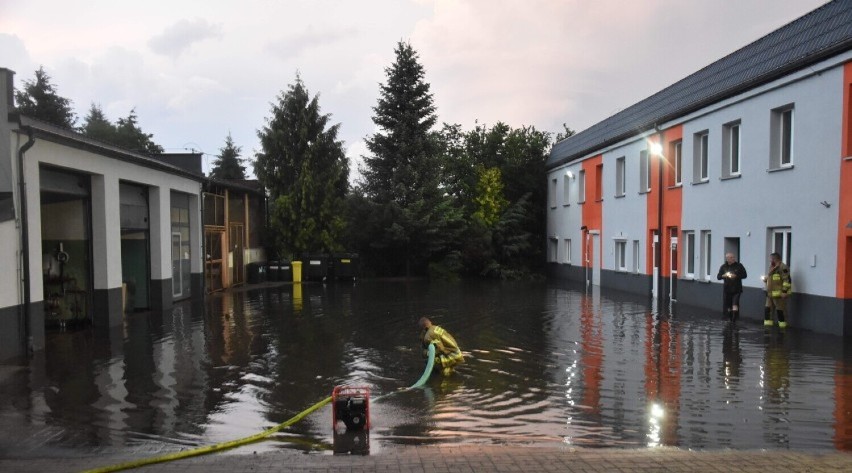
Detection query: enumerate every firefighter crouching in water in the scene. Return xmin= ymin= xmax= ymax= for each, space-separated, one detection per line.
xmin=762 ymin=252 xmax=792 ymax=328
xmin=419 ymin=317 xmax=464 ymax=376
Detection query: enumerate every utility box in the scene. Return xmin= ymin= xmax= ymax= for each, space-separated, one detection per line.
xmin=292 ymin=261 xmax=302 ymax=283
xmin=332 ymin=253 xmax=359 ymax=281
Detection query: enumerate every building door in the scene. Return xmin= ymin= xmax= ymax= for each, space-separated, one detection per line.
xmin=172 ymin=232 xmax=182 ymax=297
xmin=652 ymin=230 xmax=660 ymax=299
xmin=591 ymin=231 xmax=601 ymax=286
xmin=39 ymin=167 xmax=93 ymax=327
xmin=669 ymin=234 xmax=678 ymax=302
xmin=230 ymin=223 xmax=244 ymax=286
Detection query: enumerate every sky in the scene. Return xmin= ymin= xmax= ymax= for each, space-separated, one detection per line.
xmin=0 ymin=0 xmax=829 ymax=183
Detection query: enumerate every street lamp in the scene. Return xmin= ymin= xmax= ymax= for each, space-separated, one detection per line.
xmin=649 ymin=139 xmax=664 ymax=307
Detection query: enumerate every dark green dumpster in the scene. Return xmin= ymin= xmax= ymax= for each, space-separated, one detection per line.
xmin=332 ymin=253 xmax=359 ymax=280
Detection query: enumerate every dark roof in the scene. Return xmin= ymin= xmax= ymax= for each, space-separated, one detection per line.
xmin=13 ymin=114 xmax=205 ymax=182
xmin=547 ymin=0 xmax=852 ymax=169
xmin=205 ymin=178 xmax=266 ymax=195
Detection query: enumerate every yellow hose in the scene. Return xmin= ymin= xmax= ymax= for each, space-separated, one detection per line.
xmin=82 ymin=344 xmax=436 ymax=473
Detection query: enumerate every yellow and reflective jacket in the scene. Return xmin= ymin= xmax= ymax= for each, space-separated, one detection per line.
xmin=766 ymin=262 xmax=792 ymax=298
xmin=422 ymin=325 xmax=461 ymax=357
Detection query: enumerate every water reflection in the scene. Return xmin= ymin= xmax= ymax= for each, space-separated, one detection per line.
xmin=0 ymin=280 xmax=851 ymax=457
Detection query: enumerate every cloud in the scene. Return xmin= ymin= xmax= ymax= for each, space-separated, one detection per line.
xmin=264 ymin=25 xmax=358 ymax=61
xmin=148 ymin=18 xmax=223 ymax=58
xmin=0 ymin=33 xmax=36 ymax=77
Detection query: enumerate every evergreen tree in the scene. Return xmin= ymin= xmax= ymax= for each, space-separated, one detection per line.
xmin=255 ymin=75 xmax=349 ymax=258
xmin=359 ymin=41 xmax=459 ymax=276
xmin=14 ymin=66 xmax=76 ymax=128
xmin=80 ymin=103 xmax=117 ymax=143
xmin=113 ymin=109 xmax=164 ymax=154
xmin=210 ymin=133 xmax=246 ymax=180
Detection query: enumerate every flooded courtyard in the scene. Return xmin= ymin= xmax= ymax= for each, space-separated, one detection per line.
xmin=1 ymin=279 xmax=851 ymax=458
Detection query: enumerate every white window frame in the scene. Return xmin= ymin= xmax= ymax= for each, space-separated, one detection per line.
xmin=683 ymin=231 xmax=695 ymax=278
xmin=771 ymin=105 xmax=794 ymax=169
xmin=723 ymin=121 xmax=741 ymax=177
xmin=578 ymin=170 xmax=586 ymax=203
xmin=694 ymin=131 xmax=709 ymax=183
xmin=633 ymin=240 xmax=641 ymax=273
xmin=550 ymin=178 xmax=558 ymax=209
xmin=701 ymin=230 xmax=712 ymax=280
xmin=548 ymin=237 xmax=558 ymax=262
xmin=563 ymin=238 xmax=572 ymax=264
xmin=615 ymin=156 xmax=626 ymax=197
xmin=770 ymin=227 xmax=792 ymax=266
xmin=562 ymin=173 xmax=571 ymax=206
xmin=673 ymin=140 xmax=682 ymax=186
xmin=639 ymin=150 xmax=650 ymax=193
xmin=615 ymin=240 xmax=627 ymax=271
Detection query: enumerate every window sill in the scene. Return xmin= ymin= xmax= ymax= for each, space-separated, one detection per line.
xmin=614 ymin=194 xmax=625 ymax=199
xmin=578 ymin=201 xmax=586 ymax=205
xmin=595 ymin=198 xmax=604 ymax=203
xmin=720 ymin=174 xmax=741 ymax=181
xmin=691 ymin=179 xmax=709 ymax=186
xmin=767 ymin=164 xmax=794 ymax=173
xmin=562 ymin=203 xmax=570 ymax=207
xmin=667 ymin=183 xmax=682 ymax=190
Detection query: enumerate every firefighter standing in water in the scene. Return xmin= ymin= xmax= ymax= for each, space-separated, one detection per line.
xmin=763 ymin=252 xmax=792 ymax=328
xmin=419 ymin=317 xmax=464 ymax=376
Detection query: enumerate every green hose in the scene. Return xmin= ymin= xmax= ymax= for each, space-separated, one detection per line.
xmin=82 ymin=343 xmax=436 ymax=473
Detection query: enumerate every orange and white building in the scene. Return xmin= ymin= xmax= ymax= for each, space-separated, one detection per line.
xmin=546 ymin=0 xmax=852 ymax=336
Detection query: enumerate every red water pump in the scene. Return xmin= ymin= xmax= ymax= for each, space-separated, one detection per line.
xmin=332 ymin=386 xmax=370 ymax=431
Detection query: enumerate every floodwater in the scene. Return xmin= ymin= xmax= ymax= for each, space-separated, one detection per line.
xmin=1 ymin=279 xmax=852 ymax=458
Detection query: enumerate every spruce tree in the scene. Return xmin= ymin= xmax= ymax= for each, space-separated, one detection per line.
xmin=114 ymin=109 xmax=164 ymax=154
xmin=359 ymin=42 xmax=459 ymax=276
xmin=255 ymin=75 xmax=349 ymax=258
xmin=80 ymin=103 xmax=117 ymax=143
xmin=210 ymin=133 xmax=246 ymax=180
xmin=14 ymin=66 xmax=76 ymax=128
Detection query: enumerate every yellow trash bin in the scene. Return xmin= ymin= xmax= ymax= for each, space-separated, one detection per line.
xmin=292 ymin=261 xmax=302 ymax=283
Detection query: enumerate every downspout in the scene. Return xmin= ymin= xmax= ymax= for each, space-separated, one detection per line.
xmin=17 ymin=127 xmax=35 ymax=356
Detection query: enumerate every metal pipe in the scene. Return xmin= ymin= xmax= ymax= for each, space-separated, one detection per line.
xmin=17 ymin=127 xmax=36 ymax=356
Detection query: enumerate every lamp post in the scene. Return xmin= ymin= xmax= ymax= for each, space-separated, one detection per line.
xmin=650 ymin=139 xmax=664 ymax=307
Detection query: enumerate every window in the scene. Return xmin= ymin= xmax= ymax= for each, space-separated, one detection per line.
xmin=723 ymin=121 xmax=741 ymax=177
xmin=683 ymin=231 xmax=695 ymax=278
xmin=639 ymin=150 xmax=650 ymax=193
xmin=673 ymin=141 xmax=682 ymax=186
xmin=548 ymin=237 xmax=558 ymax=262
xmin=550 ymin=178 xmax=557 ymax=208
xmin=770 ymin=228 xmax=792 ymax=266
xmin=693 ymin=131 xmax=709 ymax=182
xmin=633 ymin=240 xmax=641 ymax=273
xmin=578 ymin=170 xmax=586 ymax=203
xmin=771 ymin=105 xmax=794 ymax=168
xmin=615 ymin=156 xmax=626 ymax=197
xmin=595 ymin=164 xmax=603 ymax=201
xmin=615 ymin=240 xmax=627 ymax=271
xmin=562 ymin=173 xmax=571 ymax=206
xmin=701 ymin=230 xmax=712 ymax=280
xmin=564 ymin=238 xmax=572 ymax=264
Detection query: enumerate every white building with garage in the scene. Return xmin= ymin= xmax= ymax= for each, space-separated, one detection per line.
xmin=0 ymin=67 xmax=204 ymax=361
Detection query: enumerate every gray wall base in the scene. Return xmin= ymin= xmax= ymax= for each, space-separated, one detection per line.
xmin=1 ymin=301 xmax=44 ymax=363
xmin=548 ymin=264 xmax=851 ymax=336
xmin=150 ymin=278 xmax=173 ymax=311
xmin=93 ymin=287 xmax=123 ymax=327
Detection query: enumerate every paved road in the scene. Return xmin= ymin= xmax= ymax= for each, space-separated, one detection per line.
xmin=3 ymin=445 xmax=852 ymax=473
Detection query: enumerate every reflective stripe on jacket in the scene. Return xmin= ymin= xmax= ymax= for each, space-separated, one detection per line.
xmin=766 ymin=262 xmax=792 ymax=298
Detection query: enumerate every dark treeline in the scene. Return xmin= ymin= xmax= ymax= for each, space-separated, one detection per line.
xmin=14 ymin=45 xmax=573 ymax=280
